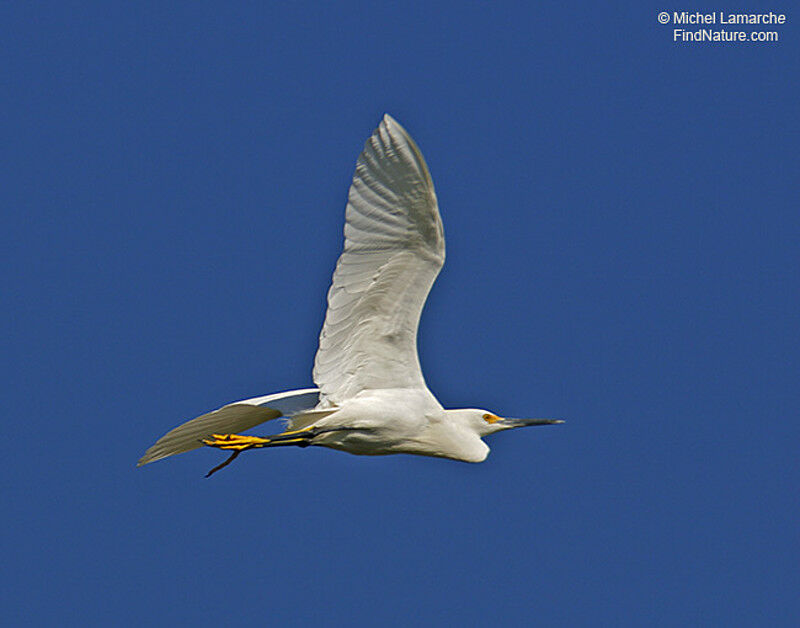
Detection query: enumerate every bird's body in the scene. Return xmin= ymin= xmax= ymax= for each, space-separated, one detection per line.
xmin=139 ymin=115 xmax=562 ymax=476
xmin=307 ymin=388 xmax=488 ymax=463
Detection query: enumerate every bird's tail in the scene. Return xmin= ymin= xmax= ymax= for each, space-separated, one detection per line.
xmin=137 ymin=388 xmax=320 ymax=466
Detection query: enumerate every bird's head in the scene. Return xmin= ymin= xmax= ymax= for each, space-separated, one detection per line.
xmin=450 ymin=409 xmax=564 ymax=437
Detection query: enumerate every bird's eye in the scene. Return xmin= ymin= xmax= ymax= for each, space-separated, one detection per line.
xmin=483 ymin=413 xmax=501 ymax=424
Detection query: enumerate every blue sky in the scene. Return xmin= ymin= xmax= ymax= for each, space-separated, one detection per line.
xmin=3 ymin=2 xmax=798 ymax=625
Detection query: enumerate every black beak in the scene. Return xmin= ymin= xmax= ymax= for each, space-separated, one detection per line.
xmin=503 ymin=418 xmax=565 ymax=428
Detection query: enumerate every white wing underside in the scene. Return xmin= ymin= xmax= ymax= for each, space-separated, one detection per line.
xmin=137 ymin=388 xmax=320 ymax=465
xmin=313 ymin=115 xmax=445 ymax=406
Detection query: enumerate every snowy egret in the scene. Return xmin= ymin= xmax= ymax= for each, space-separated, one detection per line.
xmin=138 ymin=115 xmax=563 ymax=476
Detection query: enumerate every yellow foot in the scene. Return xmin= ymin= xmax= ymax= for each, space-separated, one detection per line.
xmin=201 ymin=433 xmax=271 ymax=451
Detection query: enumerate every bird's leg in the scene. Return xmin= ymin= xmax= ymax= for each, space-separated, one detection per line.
xmin=201 ymin=426 xmax=363 ymax=477
xmin=201 ymin=427 xmax=317 ymax=477
xmin=204 ymin=450 xmax=243 ymax=478
xmin=201 ymin=426 xmax=317 ymax=450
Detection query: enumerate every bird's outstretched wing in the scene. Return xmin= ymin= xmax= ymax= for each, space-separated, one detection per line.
xmin=313 ymin=115 xmax=445 ymax=406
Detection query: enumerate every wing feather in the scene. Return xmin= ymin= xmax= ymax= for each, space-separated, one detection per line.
xmin=313 ymin=115 xmax=445 ymax=405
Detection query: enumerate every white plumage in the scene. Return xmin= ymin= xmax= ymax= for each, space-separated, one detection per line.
xmin=314 ymin=115 xmax=443 ymax=406
xmin=139 ymin=115 xmax=561 ymax=474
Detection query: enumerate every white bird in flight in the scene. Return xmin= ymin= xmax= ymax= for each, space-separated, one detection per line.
xmin=138 ymin=115 xmax=563 ymax=477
